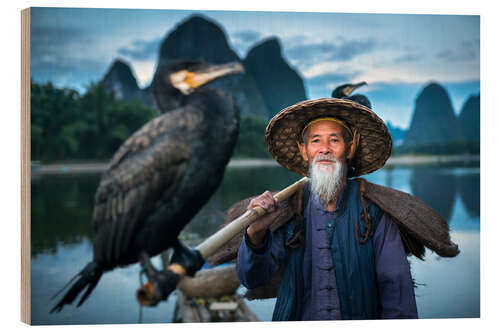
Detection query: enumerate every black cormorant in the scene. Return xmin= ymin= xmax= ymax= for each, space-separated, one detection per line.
xmin=50 ymin=60 xmax=244 ymax=312
xmin=331 ymin=81 xmax=371 ymax=108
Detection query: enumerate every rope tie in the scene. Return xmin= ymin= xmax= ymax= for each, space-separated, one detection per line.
xmin=355 ymin=179 xmax=373 ymax=244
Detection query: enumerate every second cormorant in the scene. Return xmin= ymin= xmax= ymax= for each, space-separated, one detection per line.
xmin=331 ymin=81 xmax=371 ymax=108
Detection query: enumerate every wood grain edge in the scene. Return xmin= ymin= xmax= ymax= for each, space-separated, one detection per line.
xmin=21 ymin=7 xmax=31 ymax=325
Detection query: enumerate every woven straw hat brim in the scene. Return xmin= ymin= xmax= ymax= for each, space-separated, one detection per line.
xmin=265 ymin=98 xmax=392 ymax=177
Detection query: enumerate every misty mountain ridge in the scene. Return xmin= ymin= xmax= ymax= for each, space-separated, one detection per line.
xmin=458 ymin=94 xmax=480 ymax=142
xmin=101 ymin=14 xmax=306 ymax=119
xmin=403 ymin=82 xmax=479 ymax=147
xmin=244 ymin=37 xmax=306 ymax=117
xmin=386 ymin=122 xmax=406 ymax=147
xmin=102 ymin=59 xmax=154 ymax=106
xmin=99 ymin=15 xmax=479 ymax=151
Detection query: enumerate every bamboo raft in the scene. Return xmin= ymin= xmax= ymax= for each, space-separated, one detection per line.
xmin=173 ymin=292 xmax=259 ymax=323
xmin=171 ymin=263 xmax=259 ymax=322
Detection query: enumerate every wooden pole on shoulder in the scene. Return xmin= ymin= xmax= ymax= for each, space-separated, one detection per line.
xmin=136 ymin=177 xmax=308 ymax=305
xmin=195 ymin=177 xmax=308 ymax=258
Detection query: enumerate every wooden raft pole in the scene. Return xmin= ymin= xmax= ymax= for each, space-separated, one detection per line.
xmin=195 ymin=177 xmax=309 ymax=259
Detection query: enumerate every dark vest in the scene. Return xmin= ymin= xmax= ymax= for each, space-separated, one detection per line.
xmin=272 ymin=179 xmax=384 ymax=320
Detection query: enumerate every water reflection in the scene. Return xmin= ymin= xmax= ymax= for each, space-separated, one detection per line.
xmin=410 ymin=166 xmax=457 ymax=220
xmin=31 ymin=174 xmax=98 ymax=256
xmin=30 ymin=163 xmax=479 ymax=324
xmin=409 ymin=165 xmax=480 ymax=225
xmin=456 ymin=172 xmax=480 ymax=218
xmin=183 ymin=167 xmax=300 ymax=240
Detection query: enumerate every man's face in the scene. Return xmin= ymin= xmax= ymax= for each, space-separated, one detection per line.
xmin=298 ymin=120 xmax=353 ymax=168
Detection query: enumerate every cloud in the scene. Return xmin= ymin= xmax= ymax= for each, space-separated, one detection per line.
xmin=30 ymin=24 xmax=108 ymax=91
xmin=365 ymin=81 xmax=423 ymax=104
xmin=30 ymin=23 xmax=158 ymax=90
xmin=305 ymin=72 xmax=361 ymax=101
xmin=437 ymin=49 xmax=454 ymax=60
xmin=461 ymin=38 xmax=480 ymax=59
xmin=286 ymin=42 xmax=336 ymax=68
xmin=232 ymin=30 xmax=261 ymax=43
xmin=230 ymin=30 xmax=262 ymax=57
xmin=307 ymin=72 xmax=358 ymax=88
xmin=31 ymin=25 xmax=88 ymax=44
xmin=284 ymin=38 xmax=377 ymax=69
xmin=287 ymin=43 xmax=337 ymax=60
xmin=329 ymin=39 xmax=377 ymax=61
xmin=462 ymin=38 xmax=480 ymax=51
xmin=437 ymin=38 xmax=479 ymax=62
xmin=393 ymin=54 xmax=421 ymax=64
xmin=31 ymin=25 xmax=92 ymax=60
xmin=117 ymin=38 xmax=162 ymax=61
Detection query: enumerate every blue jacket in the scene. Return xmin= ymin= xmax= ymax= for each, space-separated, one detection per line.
xmin=273 ymin=180 xmax=383 ymax=320
xmin=237 ymin=179 xmax=418 ymax=320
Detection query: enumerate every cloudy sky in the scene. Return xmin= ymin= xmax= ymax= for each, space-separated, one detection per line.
xmin=30 ymin=7 xmax=479 ymax=129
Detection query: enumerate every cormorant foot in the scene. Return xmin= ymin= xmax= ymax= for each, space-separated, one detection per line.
xmin=170 ymin=240 xmax=205 ymax=276
xmin=138 ymin=252 xmax=180 ymax=304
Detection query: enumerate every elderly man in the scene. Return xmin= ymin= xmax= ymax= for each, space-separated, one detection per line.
xmin=236 ymin=98 xmax=418 ymax=320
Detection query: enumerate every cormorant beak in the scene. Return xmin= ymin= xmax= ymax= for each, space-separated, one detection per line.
xmin=343 ymin=81 xmax=367 ymax=97
xmin=171 ymin=61 xmax=245 ymax=95
xmin=187 ymin=61 xmax=245 ymax=88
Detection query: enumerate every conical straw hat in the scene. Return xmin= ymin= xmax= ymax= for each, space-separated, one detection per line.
xmin=265 ymin=98 xmax=392 ymax=177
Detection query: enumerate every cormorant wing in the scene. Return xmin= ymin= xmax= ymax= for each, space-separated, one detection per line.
xmin=92 ymin=108 xmax=196 ymax=266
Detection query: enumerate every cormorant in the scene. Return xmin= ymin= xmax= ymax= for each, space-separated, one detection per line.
xmin=50 ymin=60 xmax=244 ymax=312
xmin=331 ymin=81 xmax=371 ymax=108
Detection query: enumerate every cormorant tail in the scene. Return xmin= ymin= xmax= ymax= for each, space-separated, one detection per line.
xmin=50 ymin=262 xmax=103 ymax=313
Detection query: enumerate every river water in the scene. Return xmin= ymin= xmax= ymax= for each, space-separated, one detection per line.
xmin=30 ymin=162 xmax=480 ymax=324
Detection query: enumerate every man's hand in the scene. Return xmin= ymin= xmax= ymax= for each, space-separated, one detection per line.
xmin=246 ymin=191 xmax=281 ymax=246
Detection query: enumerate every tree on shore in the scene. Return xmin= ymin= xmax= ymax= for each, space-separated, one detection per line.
xmin=31 ymin=80 xmax=275 ymax=162
xmin=31 ymin=81 xmax=159 ymax=162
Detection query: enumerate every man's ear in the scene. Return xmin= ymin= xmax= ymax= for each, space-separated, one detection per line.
xmin=298 ymin=142 xmax=309 ymax=162
xmin=346 ymin=141 xmax=355 ymax=161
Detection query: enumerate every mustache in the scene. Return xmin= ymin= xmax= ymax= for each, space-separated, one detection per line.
xmin=313 ymin=155 xmax=336 ymax=163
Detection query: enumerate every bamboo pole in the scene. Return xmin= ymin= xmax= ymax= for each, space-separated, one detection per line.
xmin=136 ymin=177 xmax=308 ymax=305
xmin=195 ymin=177 xmax=308 ymax=259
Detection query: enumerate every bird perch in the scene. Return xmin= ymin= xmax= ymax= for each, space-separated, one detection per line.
xmin=136 ymin=177 xmax=309 ymax=306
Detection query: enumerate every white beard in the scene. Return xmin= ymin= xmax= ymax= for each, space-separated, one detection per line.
xmin=309 ymin=155 xmax=347 ymax=205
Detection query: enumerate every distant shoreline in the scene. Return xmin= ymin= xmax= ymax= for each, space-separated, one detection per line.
xmin=385 ymin=154 xmax=479 ymax=166
xmin=31 ymin=154 xmax=479 ymax=175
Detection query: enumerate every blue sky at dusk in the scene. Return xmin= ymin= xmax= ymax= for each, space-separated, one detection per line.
xmin=30 ymin=7 xmax=479 ymax=129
